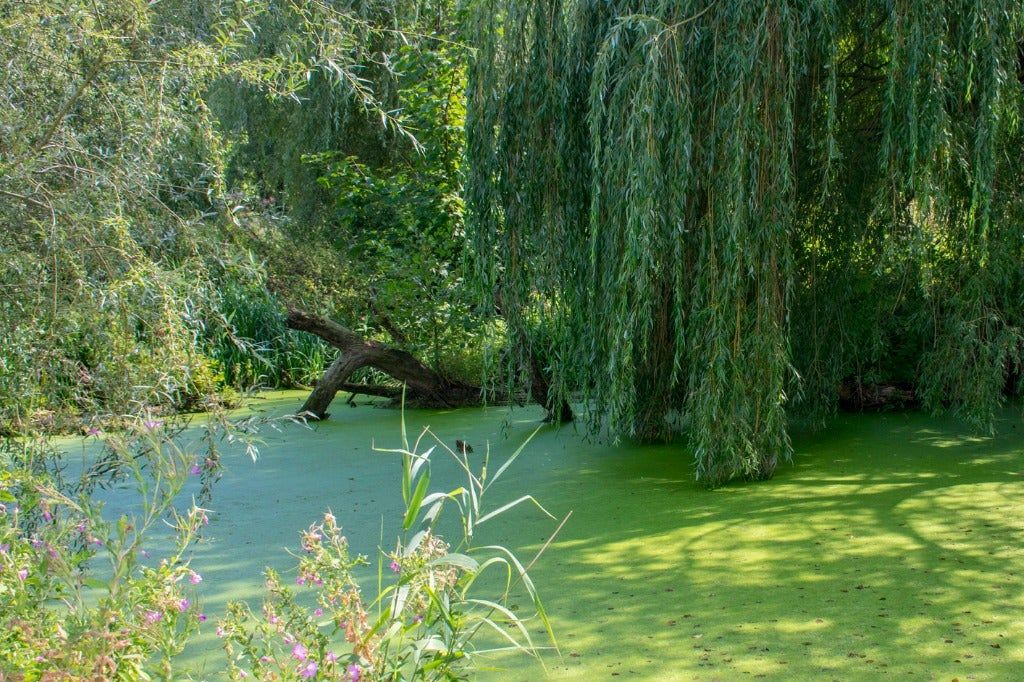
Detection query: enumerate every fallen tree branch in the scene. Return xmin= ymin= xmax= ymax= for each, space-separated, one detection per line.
xmin=338 ymin=382 xmax=403 ymax=399
xmin=286 ymin=308 xmax=483 ymax=418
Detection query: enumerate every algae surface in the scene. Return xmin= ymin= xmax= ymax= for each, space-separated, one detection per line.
xmin=85 ymin=393 xmax=1024 ymax=679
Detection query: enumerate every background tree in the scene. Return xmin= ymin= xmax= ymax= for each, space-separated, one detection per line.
xmin=210 ymin=0 xmax=489 ymax=397
xmin=0 ymin=0 xmax=473 ymax=432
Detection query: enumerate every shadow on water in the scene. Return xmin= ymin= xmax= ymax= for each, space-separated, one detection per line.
xmin=82 ymin=393 xmax=1024 ymax=680
xmin=496 ymin=410 xmax=1024 ymax=680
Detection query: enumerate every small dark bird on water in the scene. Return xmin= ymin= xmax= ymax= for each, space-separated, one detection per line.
xmin=455 ymin=439 xmax=473 ymax=454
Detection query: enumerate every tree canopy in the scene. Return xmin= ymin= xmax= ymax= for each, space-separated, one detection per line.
xmin=0 ymin=0 xmax=471 ymax=430
xmin=465 ymin=0 xmax=1024 ymax=485
xmin=3 ymin=0 xmax=1022 ymax=489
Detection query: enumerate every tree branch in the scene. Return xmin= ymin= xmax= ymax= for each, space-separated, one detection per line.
xmin=286 ymin=307 xmax=484 ymax=418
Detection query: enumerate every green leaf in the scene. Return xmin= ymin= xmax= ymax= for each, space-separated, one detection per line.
xmin=429 ymin=553 xmax=479 ymax=572
xmin=402 ymin=467 xmax=430 ymax=530
xmin=486 ymin=426 xmax=542 ymax=491
xmin=476 ymin=495 xmax=555 ymax=525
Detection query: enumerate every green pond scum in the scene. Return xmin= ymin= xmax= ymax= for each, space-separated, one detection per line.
xmin=79 ymin=392 xmax=1024 ymax=680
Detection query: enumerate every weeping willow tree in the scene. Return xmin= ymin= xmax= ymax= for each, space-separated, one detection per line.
xmin=212 ymin=0 xmax=465 ymax=230
xmin=465 ymin=0 xmax=1024 ymax=485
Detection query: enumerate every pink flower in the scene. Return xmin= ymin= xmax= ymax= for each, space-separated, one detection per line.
xmin=216 ymin=626 xmax=225 ymax=637
xmin=291 ymin=642 xmax=308 ymax=661
xmin=76 ymin=521 xmax=87 ymax=533
xmin=347 ymin=664 xmax=361 ymax=682
xmin=190 ymin=463 xmax=202 ymax=476
xmin=299 ymin=661 xmax=318 ymax=678
xmin=198 ymin=613 xmax=207 ymax=622
xmin=17 ymin=568 xmax=28 ymax=581
xmin=189 ymin=571 xmax=202 ymax=584
xmin=314 ymin=608 xmax=323 ymax=617
xmin=86 ymin=426 xmax=102 ymax=437
xmin=144 ymin=610 xmax=162 ymax=624
xmin=143 ymin=419 xmax=163 ymax=430
xmin=42 ymin=510 xmax=53 ymax=522
xmin=269 ymin=614 xmax=279 ymax=625
xmin=326 ymin=652 xmax=338 ymax=664
xmin=389 ymin=560 xmax=400 ymax=573
xmin=0 ymin=543 xmax=9 ymax=554
xmin=177 ymin=598 xmax=190 ymax=612
xmin=301 ymin=531 xmax=321 ymax=552
xmin=296 ymin=576 xmax=306 ymax=586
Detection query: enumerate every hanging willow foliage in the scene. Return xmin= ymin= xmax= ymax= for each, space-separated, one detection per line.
xmin=465 ymin=0 xmax=1024 ymax=486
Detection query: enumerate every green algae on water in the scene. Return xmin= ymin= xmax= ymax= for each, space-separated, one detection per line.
xmin=81 ymin=393 xmax=1024 ymax=680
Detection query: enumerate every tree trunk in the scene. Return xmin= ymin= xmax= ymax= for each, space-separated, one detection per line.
xmin=299 ymin=354 xmax=369 ymax=419
xmin=287 ymin=308 xmax=483 ymax=418
xmin=526 ymin=347 xmax=574 ymax=423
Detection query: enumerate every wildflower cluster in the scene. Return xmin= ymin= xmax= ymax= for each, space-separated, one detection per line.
xmin=220 ymin=510 xmax=368 ymax=681
xmin=219 ymin=421 xmax=561 ymax=681
xmin=0 ymin=419 xmax=213 ymax=679
xmin=220 ymin=513 xmax=473 ymax=681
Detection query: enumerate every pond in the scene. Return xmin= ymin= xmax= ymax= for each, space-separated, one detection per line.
xmin=74 ymin=392 xmax=1024 ymax=679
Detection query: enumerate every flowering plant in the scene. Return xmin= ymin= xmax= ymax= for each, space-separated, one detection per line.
xmin=0 ymin=419 xmax=211 ymax=680
xmin=219 ymin=416 xmax=566 ymax=681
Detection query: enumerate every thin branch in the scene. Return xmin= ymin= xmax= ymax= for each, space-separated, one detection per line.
xmin=0 ymin=188 xmax=51 ymax=211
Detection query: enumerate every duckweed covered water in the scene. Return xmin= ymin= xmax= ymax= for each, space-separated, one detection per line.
xmin=80 ymin=392 xmax=1024 ymax=679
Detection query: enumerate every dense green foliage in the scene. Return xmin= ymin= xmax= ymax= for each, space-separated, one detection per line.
xmin=210 ymin=0 xmax=487 ymax=386
xmin=466 ymin=0 xmax=1024 ymax=485
xmin=4 ymin=0 xmax=1022 ymax=488
xmin=0 ymin=0 xmax=474 ymax=433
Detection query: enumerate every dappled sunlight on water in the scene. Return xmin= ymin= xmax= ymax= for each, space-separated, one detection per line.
xmin=73 ymin=394 xmax=1024 ymax=679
